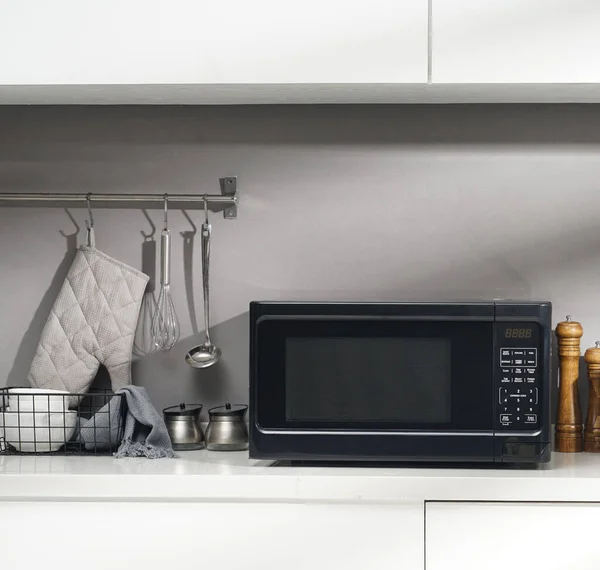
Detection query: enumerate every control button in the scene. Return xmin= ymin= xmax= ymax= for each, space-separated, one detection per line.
xmin=502 ymin=368 xmax=512 ymax=375
xmin=500 ymin=349 xmax=515 ymax=367
xmin=525 ymin=359 xmax=536 ymax=366
xmin=525 ymin=414 xmax=537 ymax=423
xmin=514 ymin=359 xmax=523 ymax=365
xmin=526 ymin=350 xmax=536 ymax=357
xmin=526 ymin=368 xmax=536 ymax=374
xmin=512 ymin=350 xmax=525 ymax=356
xmin=513 ymin=376 xmax=524 ymax=383
xmin=528 ymin=387 xmax=539 ymax=404
xmin=514 ymin=368 xmax=523 ymax=375
xmin=501 ymin=376 xmax=511 ymax=384
xmin=526 ymin=376 xmax=536 ymax=383
xmin=500 ymin=414 xmax=512 ymax=424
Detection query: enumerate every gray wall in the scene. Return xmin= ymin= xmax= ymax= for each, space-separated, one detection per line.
xmin=1 ymin=104 xmax=600 ymax=420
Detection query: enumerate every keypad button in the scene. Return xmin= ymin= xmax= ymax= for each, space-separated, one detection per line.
xmin=513 ymin=377 xmax=524 ymax=383
xmin=525 ymin=359 xmax=536 ymax=366
xmin=526 ymin=376 xmax=536 ymax=383
xmin=500 ymin=414 xmax=511 ymax=424
xmin=499 ymin=388 xmax=507 ymax=403
xmin=526 ymin=368 xmax=536 ymax=374
xmin=525 ymin=414 xmax=537 ymax=423
xmin=528 ymin=388 xmax=539 ymax=404
xmin=501 ymin=376 xmax=511 ymax=383
xmin=512 ymin=350 xmax=525 ymax=356
xmin=526 ymin=350 xmax=536 ymax=357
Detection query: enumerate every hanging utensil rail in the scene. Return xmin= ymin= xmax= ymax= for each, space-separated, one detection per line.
xmin=0 ymin=176 xmax=239 ymax=219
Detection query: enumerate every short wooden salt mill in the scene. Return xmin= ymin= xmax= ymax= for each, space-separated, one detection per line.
xmin=584 ymin=341 xmax=600 ymax=452
xmin=555 ymin=315 xmax=584 ymax=452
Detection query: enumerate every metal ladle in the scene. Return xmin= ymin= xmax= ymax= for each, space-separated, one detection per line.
xmin=185 ymin=196 xmax=222 ymax=369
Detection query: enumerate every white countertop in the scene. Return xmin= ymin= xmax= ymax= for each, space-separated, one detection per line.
xmin=1 ymin=451 xmax=600 ymax=503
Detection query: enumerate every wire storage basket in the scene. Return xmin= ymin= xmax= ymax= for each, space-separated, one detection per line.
xmin=0 ymin=388 xmax=126 ymax=455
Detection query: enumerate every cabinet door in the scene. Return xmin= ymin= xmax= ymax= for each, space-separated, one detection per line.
xmin=0 ymin=0 xmax=428 ymax=86
xmin=432 ymin=0 xmax=600 ymax=83
xmin=0 ymin=501 xmax=424 ymax=570
xmin=426 ymin=502 xmax=600 ymax=570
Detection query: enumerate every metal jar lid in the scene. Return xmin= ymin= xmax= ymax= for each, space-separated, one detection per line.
xmin=208 ymin=403 xmax=247 ymax=421
xmin=163 ymin=403 xmax=203 ymax=420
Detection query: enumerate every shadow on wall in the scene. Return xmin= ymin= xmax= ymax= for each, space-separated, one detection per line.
xmin=6 ymin=209 xmax=80 ymax=387
xmin=180 ymin=210 xmax=199 ymax=336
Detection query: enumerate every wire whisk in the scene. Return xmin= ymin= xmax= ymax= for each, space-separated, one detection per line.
xmin=151 ymin=195 xmax=180 ymax=351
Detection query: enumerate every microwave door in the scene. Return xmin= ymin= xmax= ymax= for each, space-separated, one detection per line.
xmin=253 ymin=317 xmax=495 ymax=435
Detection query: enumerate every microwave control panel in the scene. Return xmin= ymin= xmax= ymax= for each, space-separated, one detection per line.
xmin=495 ymin=323 xmax=542 ymax=431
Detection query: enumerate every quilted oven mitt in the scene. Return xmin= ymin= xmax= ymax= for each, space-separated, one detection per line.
xmin=28 ymin=245 xmax=149 ymax=405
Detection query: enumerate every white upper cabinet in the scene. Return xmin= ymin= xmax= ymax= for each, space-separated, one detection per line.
xmin=4 ymin=0 xmax=600 ymax=102
xmin=432 ymin=0 xmax=600 ymax=83
xmin=202 ymin=1 xmax=428 ymax=84
xmin=0 ymin=0 xmax=428 ymax=87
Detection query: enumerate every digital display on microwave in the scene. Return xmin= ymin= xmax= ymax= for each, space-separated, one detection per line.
xmin=504 ymin=328 xmax=533 ymax=339
xmin=285 ymin=337 xmax=452 ymax=424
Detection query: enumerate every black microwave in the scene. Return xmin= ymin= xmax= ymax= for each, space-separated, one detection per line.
xmin=249 ymin=301 xmax=552 ymax=464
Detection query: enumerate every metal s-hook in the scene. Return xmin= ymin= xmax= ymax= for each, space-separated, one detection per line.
xmin=163 ymin=194 xmax=169 ymax=230
xmin=85 ymin=192 xmax=96 ymax=248
xmin=85 ymin=193 xmax=94 ymax=230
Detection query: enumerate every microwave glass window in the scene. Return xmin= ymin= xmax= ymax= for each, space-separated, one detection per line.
xmin=285 ymin=337 xmax=452 ymax=423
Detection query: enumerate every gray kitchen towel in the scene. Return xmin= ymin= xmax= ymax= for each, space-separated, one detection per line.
xmin=28 ymin=246 xmax=149 ymax=405
xmin=79 ymin=385 xmax=177 ymax=458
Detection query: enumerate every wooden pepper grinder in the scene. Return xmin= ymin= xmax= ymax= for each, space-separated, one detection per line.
xmin=584 ymin=341 xmax=600 ymax=452
xmin=555 ymin=315 xmax=584 ymax=452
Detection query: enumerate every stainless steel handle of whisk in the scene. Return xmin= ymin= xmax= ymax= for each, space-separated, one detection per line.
xmin=161 ymin=229 xmax=171 ymax=287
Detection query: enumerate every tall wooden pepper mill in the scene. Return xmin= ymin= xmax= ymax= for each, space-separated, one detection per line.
xmin=584 ymin=341 xmax=600 ymax=452
xmin=555 ymin=315 xmax=584 ymax=452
